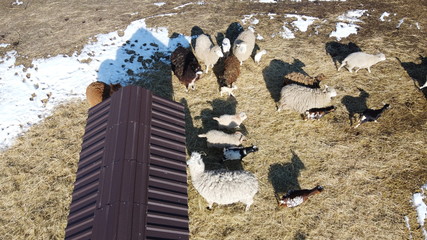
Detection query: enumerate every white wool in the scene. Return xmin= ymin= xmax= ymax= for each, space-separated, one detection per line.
xmin=254 ymin=50 xmax=267 ymax=64
xmin=278 ymin=84 xmax=337 ymax=113
xmin=338 ymin=52 xmax=386 ymax=73
xmin=213 ymin=112 xmax=247 ymax=129
xmin=280 ymin=196 xmax=304 ymax=207
xmin=232 ymin=30 xmax=256 ymax=64
xmin=194 ymin=34 xmax=224 ymax=73
xmin=198 ymin=130 xmax=245 ymax=148
xmin=187 ymin=152 xmax=258 ymax=211
xmin=222 ymin=38 xmax=231 ymax=54
xmin=220 ymin=85 xmax=238 ymax=97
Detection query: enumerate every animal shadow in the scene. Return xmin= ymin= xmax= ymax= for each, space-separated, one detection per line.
xmin=263 ymin=59 xmax=307 ymax=102
xmin=190 ymin=26 xmax=205 ymax=49
xmin=268 ymin=150 xmax=305 ymax=198
xmin=341 ymin=88 xmax=370 ymax=125
xmin=398 ymin=55 xmax=427 ymax=98
xmin=325 ymin=41 xmax=361 ymax=69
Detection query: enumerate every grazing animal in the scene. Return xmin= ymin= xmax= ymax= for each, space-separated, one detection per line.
xmin=232 ymin=29 xmax=256 ymax=65
xmin=213 ymin=112 xmax=247 ymax=129
xmin=171 ymin=46 xmax=203 ymax=91
xmin=338 ymin=52 xmax=386 ymax=73
xmin=220 ymin=85 xmax=238 ymax=97
xmin=85 ymin=81 xmax=122 ymax=107
xmin=304 ymin=106 xmax=336 ymax=120
xmin=219 ymin=54 xmax=241 ymax=87
xmin=283 ymin=72 xmax=326 ymax=88
xmin=194 ymin=34 xmax=224 ymax=73
xmin=279 ymin=185 xmax=324 ymax=208
xmin=254 ymin=50 xmax=267 ymax=64
xmin=187 ymin=152 xmax=259 ymax=211
xmin=222 ymin=38 xmax=231 ymax=57
xmin=354 ymin=104 xmax=390 ymax=128
xmin=198 ymin=130 xmax=245 ymax=148
xmin=223 ymin=145 xmax=259 ymax=161
xmin=419 ymin=76 xmax=427 ymax=89
xmin=277 ymin=84 xmax=337 ymax=113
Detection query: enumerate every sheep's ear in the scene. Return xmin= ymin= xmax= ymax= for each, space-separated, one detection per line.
xmin=323 ymin=85 xmax=329 ymax=92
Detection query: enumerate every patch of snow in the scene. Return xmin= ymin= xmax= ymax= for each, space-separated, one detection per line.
xmin=338 ymin=9 xmax=368 ymax=23
xmin=396 ymin=18 xmax=405 ymax=29
xmin=330 ymin=10 xmax=367 ymax=41
xmin=0 ymin=18 xmax=191 ymax=150
xmin=412 ymin=183 xmax=427 ymax=239
xmin=12 ymin=0 xmax=23 ymax=5
xmin=259 ymin=0 xmax=277 ymax=3
xmin=277 ymin=24 xmax=295 ymax=39
xmin=173 ymin=1 xmax=204 ymax=10
xmin=404 ymin=216 xmax=413 ymax=240
xmin=268 ymin=13 xmax=277 ymax=19
xmin=415 ymin=22 xmax=421 ymax=30
xmin=242 ymin=15 xmax=259 ymax=25
xmin=379 ymin=12 xmax=390 ymax=22
xmin=256 ymin=34 xmax=264 ymax=40
xmin=285 ymin=14 xmax=318 ymax=32
xmin=154 ymin=2 xmax=166 ymax=7
xmin=0 ymin=43 xmax=10 ymax=48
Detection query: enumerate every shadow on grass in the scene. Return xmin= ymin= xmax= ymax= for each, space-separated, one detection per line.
xmin=341 ymin=88 xmax=369 ymax=126
xmin=268 ymin=150 xmax=305 ymax=196
xmin=397 ymin=55 xmax=427 ymax=98
xmin=263 ymin=59 xmax=307 ymax=103
xmin=325 ymin=41 xmax=361 ymax=70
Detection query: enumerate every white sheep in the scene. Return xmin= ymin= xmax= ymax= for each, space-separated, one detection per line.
xmin=194 ymin=34 xmax=224 ymax=73
xmin=213 ymin=112 xmax=247 ymax=129
xmin=220 ymin=85 xmax=238 ymax=97
xmin=187 ymin=152 xmax=258 ymax=211
xmin=254 ymin=50 xmax=267 ymax=64
xmin=222 ymin=38 xmax=231 ymax=57
xmin=277 ymin=84 xmax=337 ymax=113
xmin=232 ymin=29 xmax=256 ymax=65
xmin=338 ymin=52 xmax=386 ymax=73
xmin=198 ymin=130 xmax=245 ymax=148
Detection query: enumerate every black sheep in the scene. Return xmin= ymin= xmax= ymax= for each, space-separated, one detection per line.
xmin=223 ymin=145 xmax=258 ymax=161
xmin=171 ymin=46 xmax=202 ymax=91
xmin=354 ymin=104 xmax=390 ymax=128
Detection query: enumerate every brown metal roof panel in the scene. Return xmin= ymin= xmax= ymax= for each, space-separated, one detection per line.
xmin=145 ymin=226 xmax=189 ymax=240
xmin=147 ymin=199 xmax=189 ymax=217
xmin=67 ymin=203 xmax=96 ymax=226
xmin=74 ymin=166 xmax=101 ymax=191
xmin=64 ymin=227 xmax=92 ymax=240
xmin=150 ymin=145 xmax=186 ymax=162
xmin=133 ymin=162 xmax=149 ymax=204
xmin=152 ymin=94 xmax=185 ymax=113
xmin=69 ymin=193 xmax=97 ymax=215
xmin=117 ymin=202 xmax=135 ymax=240
xmin=152 ymin=111 xmax=185 ymax=128
xmin=79 ymin=138 xmax=105 ymax=163
xmin=151 ymin=118 xmax=185 ymax=135
xmin=70 ymin=180 xmax=99 ymax=203
xmin=147 ymin=188 xmax=188 ymax=205
xmin=151 ymin=135 xmax=186 ymax=153
xmin=146 ymin=212 xmax=189 ymax=229
xmin=64 ymin=214 xmax=94 ymax=239
xmin=97 ymin=160 xmax=122 ymax=208
xmin=86 ymin=98 xmax=110 ymax=122
xmin=118 ymin=160 xmax=137 ymax=203
xmin=82 ymin=120 xmax=108 ymax=143
xmin=151 ymin=127 xmax=185 ymax=143
xmin=150 ymin=155 xmax=186 ymax=172
xmin=148 ymin=176 xmax=188 ymax=194
xmin=149 ymin=165 xmax=187 ymax=183
xmin=151 ymin=102 xmax=185 ymax=120
xmin=74 ymin=157 xmax=102 ymax=182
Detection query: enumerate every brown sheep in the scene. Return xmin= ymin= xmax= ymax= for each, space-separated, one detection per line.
xmin=85 ymin=81 xmax=122 ymax=107
xmin=219 ymin=54 xmax=241 ymax=87
xmin=171 ymin=46 xmax=203 ymax=91
xmin=283 ymin=72 xmax=325 ymax=88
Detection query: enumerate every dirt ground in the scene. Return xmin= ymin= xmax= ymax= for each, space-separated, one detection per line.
xmin=0 ymin=0 xmax=426 ymax=239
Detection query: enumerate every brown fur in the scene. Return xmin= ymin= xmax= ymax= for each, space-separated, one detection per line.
xmin=85 ymin=81 xmax=122 ymax=107
xmin=220 ymin=54 xmax=241 ymax=87
xmin=283 ymin=72 xmax=325 ymax=87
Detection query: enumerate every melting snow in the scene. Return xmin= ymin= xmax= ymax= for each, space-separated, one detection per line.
xmin=285 ymin=14 xmax=319 ymax=32
xmin=154 ymin=2 xmax=166 ymax=7
xmin=412 ymin=184 xmax=427 ymax=239
xmin=330 ymin=9 xmax=367 ymax=41
xmin=380 ymin=12 xmax=390 ymax=22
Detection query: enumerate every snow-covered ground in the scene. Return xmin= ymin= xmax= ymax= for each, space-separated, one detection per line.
xmin=0 ymin=3 xmax=425 ymax=234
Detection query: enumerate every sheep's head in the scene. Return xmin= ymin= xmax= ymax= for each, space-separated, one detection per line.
xmin=234 ymin=132 xmax=246 ymax=143
xmin=222 ymin=38 xmax=231 ymax=53
xmin=377 ymin=53 xmax=386 ymax=61
xmin=323 ymin=85 xmax=337 ymax=97
xmin=239 ymin=112 xmax=247 ymax=121
xmin=187 ymin=152 xmax=204 ymax=167
xmin=213 ymin=46 xmax=224 ymax=58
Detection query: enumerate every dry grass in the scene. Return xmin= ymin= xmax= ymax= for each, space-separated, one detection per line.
xmin=1 ymin=0 xmax=427 ymax=239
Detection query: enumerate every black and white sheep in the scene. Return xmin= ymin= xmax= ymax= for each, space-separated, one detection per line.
xmin=223 ymin=145 xmax=259 ymax=161
xmin=213 ymin=112 xmax=247 ymax=129
xmin=220 ymin=85 xmax=238 ymax=97
xmin=304 ymin=106 xmax=336 ymax=120
xmin=354 ymin=104 xmax=390 ymax=128
xmin=254 ymin=50 xmax=267 ymax=64
xmin=277 ymin=84 xmax=337 ymax=113
xmin=222 ymin=37 xmax=231 ymax=57
xmin=171 ymin=46 xmax=203 ymax=91
xmin=338 ymin=52 xmax=386 ymax=73
xmin=232 ymin=29 xmax=256 ymax=65
xmin=187 ymin=152 xmax=259 ymax=211
xmin=194 ymin=34 xmax=224 ymax=73
xmin=198 ymin=130 xmax=245 ymax=148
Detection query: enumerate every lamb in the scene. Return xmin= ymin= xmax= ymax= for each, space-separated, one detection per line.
xmin=194 ymin=34 xmax=224 ymax=73
xmin=198 ymin=130 xmax=245 ymax=148
xmin=338 ymin=52 xmax=386 ymax=73
xmin=304 ymin=106 xmax=336 ymax=120
xmin=254 ymin=50 xmax=267 ymax=64
xmin=354 ymin=103 xmax=390 ymax=128
xmin=221 ymin=37 xmax=231 ymax=57
xmin=283 ymin=72 xmax=326 ymax=88
xmin=219 ymin=54 xmax=241 ymax=87
xmin=187 ymin=152 xmax=259 ymax=211
xmin=85 ymin=81 xmax=122 ymax=107
xmin=223 ymin=145 xmax=259 ymax=161
xmin=171 ymin=46 xmax=203 ymax=91
xmin=220 ymin=85 xmax=238 ymax=97
xmin=278 ymin=185 xmax=324 ymax=208
xmin=232 ymin=29 xmax=256 ymax=65
xmin=277 ymin=84 xmax=337 ymax=113
xmin=213 ymin=112 xmax=247 ymax=129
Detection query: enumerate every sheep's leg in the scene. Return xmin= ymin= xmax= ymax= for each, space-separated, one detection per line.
xmin=207 ymin=201 xmax=214 ymax=210
xmin=243 ymin=198 xmax=254 ymax=211
xmin=367 ymin=67 xmax=371 ymax=73
xmin=348 ymin=67 xmax=353 ymax=73
xmin=337 ymin=63 xmax=345 ymax=71
xmin=205 ymin=65 xmax=209 ymax=73
xmin=355 ymin=67 xmax=361 ymax=73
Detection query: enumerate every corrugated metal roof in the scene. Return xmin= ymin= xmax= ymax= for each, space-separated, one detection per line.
xmin=65 ymin=86 xmax=188 ymax=240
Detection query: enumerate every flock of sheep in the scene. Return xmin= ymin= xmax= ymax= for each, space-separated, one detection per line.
xmin=84 ymin=26 xmax=395 ymax=211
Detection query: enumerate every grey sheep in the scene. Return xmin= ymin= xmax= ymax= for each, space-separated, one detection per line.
xmin=198 ymin=130 xmax=245 ymax=148
xmin=338 ymin=52 xmax=386 ymax=73
xmin=194 ymin=34 xmax=224 ymax=73
xmin=232 ymin=29 xmax=256 ymax=65
xmin=277 ymin=84 xmax=337 ymax=113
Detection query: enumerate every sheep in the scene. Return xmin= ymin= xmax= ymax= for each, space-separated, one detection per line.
xmin=187 ymin=152 xmax=259 ymax=211
xmin=223 ymin=145 xmax=259 ymax=161
xmin=353 ymin=103 xmax=390 ymax=128
xmin=171 ymin=46 xmax=203 ymax=91
xmin=278 ymin=185 xmax=324 ymax=208
xmin=194 ymin=34 xmax=224 ymax=73
xmin=213 ymin=112 xmax=247 ymax=129
xmin=85 ymin=81 xmax=122 ymax=107
xmin=222 ymin=37 xmax=231 ymax=57
xmin=219 ymin=54 xmax=241 ymax=87
xmin=338 ymin=52 xmax=386 ymax=73
xmin=220 ymin=85 xmax=238 ymax=97
xmin=198 ymin=130 xmax=245 ymax=148
xmin=277 ymin=84 xmax=337 ymax=113
xmin=304 ymin=106 xmax=336 ymax=120
xmin=283 ymin=72 xmax=326 ymax=88
xmin=254 ymin=50 xmax=267 ymax=64
xmin=232 ymin=29 xmax=256 ymax=65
